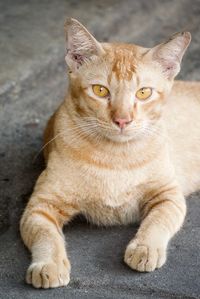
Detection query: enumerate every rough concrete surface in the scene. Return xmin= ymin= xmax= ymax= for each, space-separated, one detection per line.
xmin=0 ymin=0 xmax=200 ymax=298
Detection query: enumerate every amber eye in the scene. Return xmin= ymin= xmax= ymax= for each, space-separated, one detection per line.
xmin=92 ymin=85 xmax=109 ymax=98
xmin=136 ymin=87 xmax=152 ymax=101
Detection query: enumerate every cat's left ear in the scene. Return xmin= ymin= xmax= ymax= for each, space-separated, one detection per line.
xmin=64 ymin=18 xmax=105 ymax=71
xmin=149 ymin=32 xmax=191 ymax=80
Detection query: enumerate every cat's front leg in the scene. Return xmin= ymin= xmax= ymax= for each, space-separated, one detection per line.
xmin=124 ymin=184 xmax=186 ymax=272
xmin=20 ymin=171 xmax=79 ymax=288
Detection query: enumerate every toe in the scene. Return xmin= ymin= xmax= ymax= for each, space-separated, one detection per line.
xmin=124 ymin=241 xmax=167 ymax=272
xmin=31 ymin=263 xmax=43 ymax=288
xmin=25 ymin=259 xmax=71 ymax=289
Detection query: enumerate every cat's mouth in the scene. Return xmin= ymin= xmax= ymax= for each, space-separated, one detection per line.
xmin=119 ymin=128 xmax=127 ymax=135
xmin=100 ymin=121 xmax=150 ymax=143
xmin=104 ymin=127 xmax=138 ymax=143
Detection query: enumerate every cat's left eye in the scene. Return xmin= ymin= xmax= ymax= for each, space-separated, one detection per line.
xmin=136 ymin=87 xmax=152 ymax=101
xmin=92 ymin=85 xmax=109 ymax=98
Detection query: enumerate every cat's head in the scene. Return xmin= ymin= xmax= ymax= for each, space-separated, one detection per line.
xmin=64 ymin=18 xmax=191 ymax=143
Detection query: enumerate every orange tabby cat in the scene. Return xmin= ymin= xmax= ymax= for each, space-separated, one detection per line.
xmin=20 ymin=18 xmax=200 ymax=289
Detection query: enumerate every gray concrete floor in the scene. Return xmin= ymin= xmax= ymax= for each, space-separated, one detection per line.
xmin=0 ymin=0 xmax=200 ymax=298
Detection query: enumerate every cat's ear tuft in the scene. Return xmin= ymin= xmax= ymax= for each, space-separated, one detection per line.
xmin=150 ymin=32 xmax=191 ymax=79
xmin=64 ymin=18 xmax=105 ymax=71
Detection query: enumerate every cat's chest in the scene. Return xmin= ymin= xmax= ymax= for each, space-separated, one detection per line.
xmin=73 ymin=163 xmax=145 ymax=207
xmin=62 ymin=156 xmax=153 ymax=225
xmin=76 ymin=166 xmax=143 ymax=225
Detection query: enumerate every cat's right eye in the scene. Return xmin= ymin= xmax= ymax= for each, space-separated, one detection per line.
xmin=92 ymin=85 xmax=110 ymax=98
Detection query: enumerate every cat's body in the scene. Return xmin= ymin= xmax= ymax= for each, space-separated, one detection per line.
xmin=20 ymin=19 xmax=200 ymax=289
xmin=163 ymin=80 xmax=200 ymax=195
xmin=42 ymin=80 xmax=200 ymax=227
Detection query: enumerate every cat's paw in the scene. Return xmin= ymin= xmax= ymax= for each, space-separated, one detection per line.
xmin=26 ymin=258 xmax=71 ymax=288
xmin=124 ymin=240 xmax=167 ymax=272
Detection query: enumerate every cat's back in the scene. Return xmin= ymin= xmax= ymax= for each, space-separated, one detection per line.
xmin=164 ymin=81 xmax=200 ymax=135
xmin=170 ymin=80 xmax=200 ymax=106
xmin=163 ymin=80 xmax=200 ymax=195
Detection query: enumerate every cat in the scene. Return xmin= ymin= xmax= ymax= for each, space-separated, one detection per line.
xmin=20 ymin=18 xmax=200 ymax=289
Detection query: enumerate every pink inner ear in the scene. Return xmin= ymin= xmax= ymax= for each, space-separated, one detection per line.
xmin=156 ymin=54 xmax=179 ymax=79
xmin=66 ymin=48 xmax=86 ymax=69
xmin=65 ymin=49 xmax=86 ymax=69
xmin=165 ymin=61 xmax=176 ymax=71
xmin=163 ymin=60 xmax=178 ymax=78
xmin=72 ymin=53 xmax=85 ymax=65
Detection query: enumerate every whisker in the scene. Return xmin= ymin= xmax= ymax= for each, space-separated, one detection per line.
xmin=33 ymin=131 xmax=66 ymax=162
xmin=33 ymin=116 xmax=165 ymax=164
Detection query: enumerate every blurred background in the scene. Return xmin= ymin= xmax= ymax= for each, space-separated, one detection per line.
xmin=0 ymin=1 xmax=200 ymax=298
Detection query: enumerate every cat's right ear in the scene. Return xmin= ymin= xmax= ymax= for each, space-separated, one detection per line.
xmin=64 ymin=18 xmax=105 ymax=71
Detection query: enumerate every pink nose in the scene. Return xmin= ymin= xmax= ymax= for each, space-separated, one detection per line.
xmin=113 ymin=118 xmax=132 ymax=129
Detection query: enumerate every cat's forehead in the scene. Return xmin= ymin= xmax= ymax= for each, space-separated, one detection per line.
xmin=105 ymin=43 xmax=146 ymax=82
xmin=79 ymin=43 xmax=163 ymax=88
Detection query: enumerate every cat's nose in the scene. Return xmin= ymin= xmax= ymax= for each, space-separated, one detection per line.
xmin=113 ymin=117 xmax=132 ymax=129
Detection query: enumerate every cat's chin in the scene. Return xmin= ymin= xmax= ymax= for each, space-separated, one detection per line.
xmin=104 ymin=133 xmax=138 ymax=143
